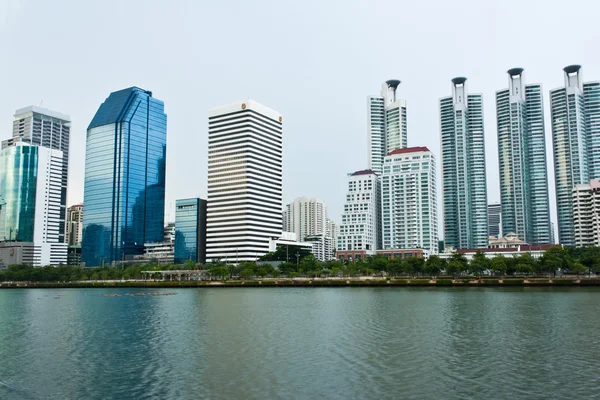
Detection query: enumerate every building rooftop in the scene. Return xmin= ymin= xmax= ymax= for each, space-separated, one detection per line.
xmin=14 ymin=106 xmax=71 ymax=122
xmin=351 ymin=169 xmax=377 ymax=176
xmin=88 ymin=87 xmax=153 ymax=130
xmin=386 ymin=146 xmax=430 ymax=156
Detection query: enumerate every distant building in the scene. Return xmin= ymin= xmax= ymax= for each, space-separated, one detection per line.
xmin=336 ymin=248 xmax=424 ymax=262
xmin=67 ymin=204 xmax=83 ymax=246
xmin=381 ymin=146 xmax=438 ymax=255
xmin=174 ymin=198 xmax=207 ymax=264
xmin=488 ymin=203 xmax=502 ymax=238
xmin=573 ymin=180 xmax=600 ymax=246
xmin=81 ymin=87 xmax=166 ymax=267
xmin=439 ymin=245 xmax=556 ymax=262
xmin=304 ymin=234 xmax=334 ymax=262
xmin=550 ymin=65 xmax=600 ymax=245
xmin=488 ymin=232 xmax=528 ymax=249
xmin=0 ymin=143 xmax=67 ymax=266
xmin=368 ymin=80 xmax=407 ymax=174
xmin=440 ymin=77 xmax=488 ymax=249
xmin=282 ymin=197 xmax=327 ymax=241
xmin=496 ymin=68 xmax=552 ymax=244
xmin=3 ymin=106 xmax=71 ymax=244
xmin=337 ymin=170 xmax=381 ymax=255
xmin=206 ymin=100 xmax=283 ymax=263
xmin=67 ymin=245 xmax=81 ymax=266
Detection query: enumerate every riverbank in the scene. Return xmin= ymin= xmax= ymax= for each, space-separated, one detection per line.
xmin=2 ymin=278 xmax=600 ymax=288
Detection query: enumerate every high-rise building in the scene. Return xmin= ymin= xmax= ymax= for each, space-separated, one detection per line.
xmin=550 ymin=65 xmax=600 ymax=245
xmin=337 ymin=170 xmax=381 ymax=254
xmin=496 ymin=68 xmax=552 ymax=244
xmin=81 ymin=87 xmax=167 ymax=267
xmin=282 ymin=197 xmax=327 ymax=240
xmin=440 ymin=77 xmax=488 ymax=249
xmin=206 ymin=100 xmax=283 ymax=263
xmin=304 ymin=234 xmax=335 ymax=262
xmin=381 ymin=147 xmax=438 ymax=254
xmin=174 ymin=198 xmax=207 ymax=264
xmin=0 ymin=143 xmax=67 ymax=266
xmin=488 ymin=203 xmax=502 ymax=238
xmin=368 ymin=80 xmax=407 ymax=174
xmin=573 ymin=180 xmax=600 ymax=246
xmin=2 ymin=106 xmax=71 ymax=243
xmin=326 ymin=219 xmax=337 ymax=248
xmin=66 ymin=204 xmax=83 ymax=246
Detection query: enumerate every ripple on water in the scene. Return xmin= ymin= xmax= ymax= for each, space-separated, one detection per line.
xmin=2 ymin=287 xmax=600 ymax=399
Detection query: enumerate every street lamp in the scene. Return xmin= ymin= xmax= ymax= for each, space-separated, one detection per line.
xmin=296 ymin=252 xmax=300 ymax=272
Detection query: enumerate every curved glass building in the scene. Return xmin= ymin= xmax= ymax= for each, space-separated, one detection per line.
xmin=81 ymin=87 xmax=167 ymax=266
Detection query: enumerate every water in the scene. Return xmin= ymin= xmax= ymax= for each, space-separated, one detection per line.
xmin=1 ymin=287 xmax=600 ymax=399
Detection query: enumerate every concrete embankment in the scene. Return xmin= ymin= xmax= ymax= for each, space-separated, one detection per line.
xmin=1 ymin=278 xmax=600 ymax=288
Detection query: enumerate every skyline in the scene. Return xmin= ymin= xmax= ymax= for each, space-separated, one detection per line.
xmin=2 ymin=0 xmax=600 ymax=232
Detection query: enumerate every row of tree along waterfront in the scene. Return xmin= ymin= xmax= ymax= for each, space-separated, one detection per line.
xmin=2 ymin=246 xmax=600 ymax=282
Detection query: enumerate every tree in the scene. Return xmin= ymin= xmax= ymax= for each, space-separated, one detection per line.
xmin=405 ymin=257 xmax=424 ymax=277
xmin=240 ymin=268 xmax=254 ymax=280
xmin=424 ymin=255 xmax=444 ymax=277
xmin=469 ymin=251 xmax=490 ymax=276
xmin=490 ymin=255 xmax=507 ymax=276
xmin=541 ymin=247 xmax=571 ymax=276
xmin=580 ymin=246 xmax=600 ymax=275
xmin=572 ymin=262 xmax=587 ymax=276
xmin=299 ymin=255 xmax=320 ymax=275
xmin=446 ymin=260 xmax=463 ymax=277
xmin=450 ymin=253 xmax=468 ymax=274
xmin=516 ymin=263 xmax=533 ymax=276
xmin=209 ymin=266 xmax=229 ymax=280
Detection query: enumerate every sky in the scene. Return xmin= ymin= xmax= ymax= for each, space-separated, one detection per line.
xmin=1 ymin=0 xmax=599 ymax=232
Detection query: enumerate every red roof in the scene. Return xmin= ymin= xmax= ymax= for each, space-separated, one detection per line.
xmin=351 ymin=169 xmax=377 ymax=176
xmin=386 ymin=146 xmax=430 ymax=156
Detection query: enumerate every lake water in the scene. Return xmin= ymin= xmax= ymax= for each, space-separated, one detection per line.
xmin=1 ymin=287 xmax=600 ymax=399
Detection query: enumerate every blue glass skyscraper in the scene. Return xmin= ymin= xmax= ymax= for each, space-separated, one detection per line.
xmin=174 ymin=198 xmax=207 ymax=264
xmin=81 ymin=87 xmax=167 ymax=266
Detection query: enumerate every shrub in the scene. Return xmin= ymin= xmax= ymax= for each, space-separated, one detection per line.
xmin=552 ymin=279 xmax=575 ymax=285
xmin=481 ymin=279 xmax=499 ymax=284
xmin=435 ymin=279 xmax=453 ymax=285
xmin=579 ymin=279 xmax=600 ymax=286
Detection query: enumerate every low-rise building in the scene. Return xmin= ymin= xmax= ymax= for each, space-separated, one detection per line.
xmin=337 ymin=170 xmax=381 ymax=255
xmin=573 ymin=180 xmax=600 ymax=247
xmin=336 ymin=248 xmax=424 ymax=262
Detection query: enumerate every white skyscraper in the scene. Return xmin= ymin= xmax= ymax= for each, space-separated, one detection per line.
xmin=381 ymin=147 xmax=438 ymax=254
xmin=368 ymin=80 xmax=407 ymax=174
xmin=0 ymin=143 xmax=67 ymax=266
xmin=337 ymin=170 xmax=381 ymax=254
xmin=282 ymin=197 xmax=327 ymax=240
xmin=2 ymin=106 xmax=71 ymax=244
xmin=206 ymin=100 xmax=283 ymax=263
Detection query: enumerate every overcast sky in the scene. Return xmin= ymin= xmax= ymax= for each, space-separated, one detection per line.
xmin=1 ymin=0 xmax=599 ymax=232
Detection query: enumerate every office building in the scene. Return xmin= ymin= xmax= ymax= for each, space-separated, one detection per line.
xmin=282 ymin=197 xmax=327 ymax=240
xmin=66 ymin=204 xmax=83 ymax=246
xmin=174 ymin=198 xmax=207 ymax=264
xmin=304 ymin=234 xmax=334 ymax=262
xmin=368 ymin=80 xmax=407 ymax=174
xmin=337 ymin=170 xmax=381 ymax=255
xmin=206 ymin=100 xmax=283 ymax=263
xmin=550 ymin=65 xmax=600 ymax=245
xmin=488 ymin=203 xmax=502 ymax=238
xmin=573 ymin=180 xmax=600 ymax=247
xmin=381 ymin=147 xmax=438 ymax=255
xmin=496 ymin=68 xmax=552 ymax=244
xmin=0 ymin=143 xmax=67 ymax=266
xmin=3 ymin=106 xmax=71 ymax=243
xmin=440 ymin=77 xmax=488 ymax=249
xmin=81 ymin=87 xmax=167 ymax=266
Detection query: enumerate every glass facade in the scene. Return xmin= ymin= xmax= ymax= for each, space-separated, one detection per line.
xmin=440 ymin=78 xmax=488 ymax=249
xmin=550 ymin=66 xmax=600 ymax=246
xmin=174 ymin=198 xmax=207 ymax=264
xmin=81 ymin=87 xmax=166 ymax=266
xmin=496 ymin=72 xmax=551 ymax=244
xmin=0 ymin=145 xmax=38 ymax=241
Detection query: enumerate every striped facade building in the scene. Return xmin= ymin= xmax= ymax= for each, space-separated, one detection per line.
xmin=206 ymin=100 xmax=283 ymax=262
